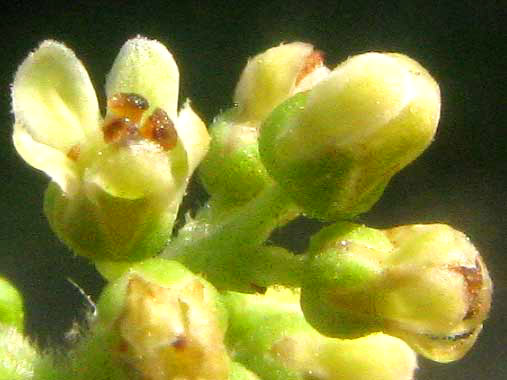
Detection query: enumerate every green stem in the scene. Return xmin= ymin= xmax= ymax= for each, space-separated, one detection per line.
xmin=161 ymin=184 xmax=301 ymax=291
xmin=240 ymin=246 xmax=306 ymax=289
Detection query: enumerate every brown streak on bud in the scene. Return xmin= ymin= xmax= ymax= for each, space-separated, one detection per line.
xmin=141 ymin=108 xmax=178 ymax=150
xmin=296 ymin=50 xmax=325 ymax=85
xmin=451 ymin=259 xmax=483 ymax=320
xmin=67 ymin=144 xmax=80 ymax=161
xmin=108 ymin=93 xmax=149 ymax=123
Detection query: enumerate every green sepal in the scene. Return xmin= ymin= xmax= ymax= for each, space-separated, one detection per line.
xmin=44 ymin=181 xmax=176 ymax=261
xmin=199 ymin=108 xmax=271 ymax=206
xmin=300 ymin=222 xmax=392 ymax=338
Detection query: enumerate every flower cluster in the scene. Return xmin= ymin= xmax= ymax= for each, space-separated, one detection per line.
xmin=1 ymin=37 xmax=492 ymax=380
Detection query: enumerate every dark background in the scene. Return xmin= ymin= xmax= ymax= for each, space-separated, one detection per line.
xmin=0 ymin=1 xmax=504 ymax=379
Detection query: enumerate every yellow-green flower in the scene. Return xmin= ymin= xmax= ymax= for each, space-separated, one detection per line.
xmin=259 ymin=52 xmax=441 ymax=219
xmin=301 ymin=222 xmax=492 ymax=363
xmin=11 ymin=37 xmax=210 ymax=261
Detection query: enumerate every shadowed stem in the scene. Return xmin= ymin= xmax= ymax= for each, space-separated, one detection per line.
xmin=161 ymin=184 xmax=303 ymax=291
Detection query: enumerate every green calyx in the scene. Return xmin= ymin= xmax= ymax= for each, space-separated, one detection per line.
xmin=301 ymin=223 xmax=391 ymax=338
xmin=44 ymin=182 xmax=177 ymax=261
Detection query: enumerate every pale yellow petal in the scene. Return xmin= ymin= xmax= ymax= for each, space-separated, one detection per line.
xmin=175 ymin=101 xmax=210 ymax=175
xmin=83 ymin=141 xmax=176 ymax=200
xmin=12 ymin=40 xmax=100 ymax=153
xmin=13 ymin=123 xmax=79 ymax=195
xmin=106 ymin=37 xmax=179 ymax=120
xmin=234 ymin=42 xmax=315 ymax=121
xmin=302 ymin=52 xmax=414 ymax=150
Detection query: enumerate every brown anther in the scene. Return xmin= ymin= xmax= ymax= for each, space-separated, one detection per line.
xmin=103 ymin=117 xmax=138 ymax=144
xmin=67 ymin=144 xmax=80 ymax=161
xmin=451 ymin=259 xmax=483 ymax=320
xmin=296 ymin=50 xmax=325 ymax=85
xmin=108 ymin=93 xmax=149 ymax=123
xmin=141 ymin=107 xmax=178 ymax=150
xmin=171 ymin=335 xmax=187 ymax=350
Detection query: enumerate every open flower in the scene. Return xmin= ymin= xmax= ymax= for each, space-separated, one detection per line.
xmin=11 ymin=37 xmax=210 ymax=261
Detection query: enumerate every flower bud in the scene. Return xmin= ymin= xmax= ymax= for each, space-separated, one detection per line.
xmin=0 ymin=277 xmax=24 ymax=331
xmin=12 ymin=38 xmax=209 ymax=261
xmin=234 ymin=42 xmax=329 ymax=122
xmin=259 ymin=52 xmax=440 ymax=219
xmin=95 ymin=259 xmax=229 ymax=380
xmin=224 ymin=287 xmax=417 ymax=380
xmin=199 ymin=42 xmax=329 ymax=205
xmin=378 ymin=224 xmax=492 ymax=362
xmin=301 ymin=223 xmax=492 ymax=362
xmin=198 ymin=109 xmax=272 ymax=205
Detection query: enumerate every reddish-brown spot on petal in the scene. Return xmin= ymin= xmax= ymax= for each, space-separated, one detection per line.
xmin=108 ymin=93 xmax=149 ymax=123
xmin=296 ymin=50 xmax=325 ymax=85
xmin=67 ymin=144 xmax=80 ymax=161
xmin=141 ymin=108 xmax=178 ymax=150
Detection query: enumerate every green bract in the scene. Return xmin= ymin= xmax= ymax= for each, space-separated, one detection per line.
xmin=259 ymin=52 xmax=440 ymax=219
xmin=12 ymin=38 xmax=210 ymax=261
